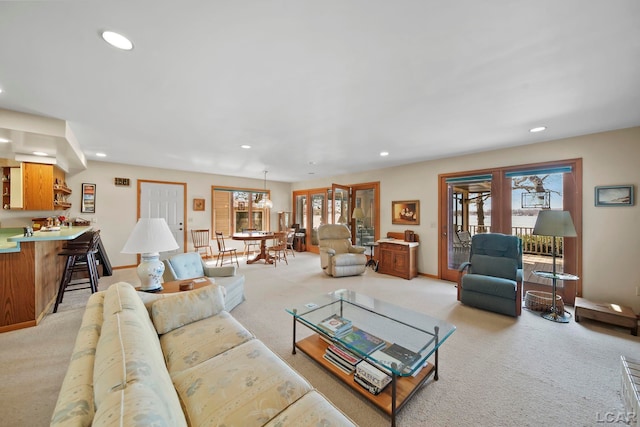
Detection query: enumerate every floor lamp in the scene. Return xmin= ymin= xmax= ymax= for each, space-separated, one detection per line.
xmin=121 ymin=218 xmax=179 ymax=292
xmin=532 ymin=210 xmax=577 ymax=323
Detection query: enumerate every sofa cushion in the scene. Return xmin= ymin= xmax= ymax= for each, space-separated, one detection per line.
xmin=50 ymin=292 xmax=105 ymax=427
xmin=160 ymin=311 xmax=254 ymax=372
xmin=151 ymin=284 xmax=225 ymax=334
xmin=172 ymin=339 xmax=313 ymax=427
xmin=462 ymin=273 xmax=517 ymax=299
xmin=263 ymin=390 xmax=357 ymax=427
xmin=470 ymin=254 xmax=517 ymax=280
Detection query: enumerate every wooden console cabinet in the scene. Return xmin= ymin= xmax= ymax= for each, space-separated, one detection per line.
xmin=377 ymin=240 xmax=419 ymax=280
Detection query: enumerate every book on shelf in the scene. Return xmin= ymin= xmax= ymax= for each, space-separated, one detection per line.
xmin=370 ymin=343 xmax=425 ymax=376
xmin=354 ymin=373 xmax=387 ymax=395
xmin=317 ymin=314 xmax=352 ymax=337
xmin=326 ymin=344 xmax=363 ymax=367
xmin=355 ymin=360 xmax=391 ymax=389
xmin=340 ymin=328 xmax=386 ymax=356
xmin=323 ymin=352 xmax=355 ymax=375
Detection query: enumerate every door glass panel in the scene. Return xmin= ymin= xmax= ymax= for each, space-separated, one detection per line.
xmin=295 ymin=194 xmax=307 ymax=230
xmin=332 ymin=186 xmax=350 ymax=226
xmin=511 ymin=172 xmax=565 ymax=295
xmin=447 ymin=178 xmax=492 ymax=270
xmin=353 ymin=188 xmax=374 ymax=246
xmin=310 ymin=192 xmax=326 ymax=248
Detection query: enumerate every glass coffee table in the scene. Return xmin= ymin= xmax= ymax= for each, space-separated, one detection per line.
xmin=286 ymin=289 xmax=456 ymax=426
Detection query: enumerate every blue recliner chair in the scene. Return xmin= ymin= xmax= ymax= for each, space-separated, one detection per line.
xmin=457 ymin=233 xmax=523 ymax=317
xmin=163 ymin=252 xmax=245 ymax=311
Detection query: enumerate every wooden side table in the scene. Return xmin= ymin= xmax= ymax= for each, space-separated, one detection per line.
xmin=575 ymin=297 xmax=638 ymax=336
xmin=138 ymin=277 xmax=213 ymax=294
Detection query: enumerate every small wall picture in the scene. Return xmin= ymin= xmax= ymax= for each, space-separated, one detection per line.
xmin=594 ymin=185 xmax=635 ymax=206
xmin=392 ymin=200 xmax=420 ymax=225
xmin=81 ymin=183 xmax=96 ymax=213
xmin=193 ymin=198 xmax=205 ymax=211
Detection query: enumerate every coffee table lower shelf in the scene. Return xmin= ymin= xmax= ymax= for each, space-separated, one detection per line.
xmin=295 ymin=334 xmax=436 ymax=422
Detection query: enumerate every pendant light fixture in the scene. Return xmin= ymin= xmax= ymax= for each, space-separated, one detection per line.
xmin=258 ymin=170 xmax=273 ymax=208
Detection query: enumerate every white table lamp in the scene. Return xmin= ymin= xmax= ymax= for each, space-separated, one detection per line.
xmin=121 ymin=218 xmax=179 ymax=292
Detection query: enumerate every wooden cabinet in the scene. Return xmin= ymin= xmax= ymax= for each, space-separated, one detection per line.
xmin=378 ymin=240 xmax=418 ymax=280
xmin=19 ymin=163 xmax=71 ymax=210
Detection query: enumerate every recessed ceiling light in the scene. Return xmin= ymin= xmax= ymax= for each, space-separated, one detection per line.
xmin=240 ymin=145 xmax=251 ymax=149
xmin=101 ymin=31 xmax=134 ymax=50
xmin=0 ymin=88 xmax=3 ymax=94
xmin=0 ymin=137 xmax=10 ymax=143
xmin=96 ymin=152 xmax=107 ymax=157
xmin=529 ymin=126 xmax=547 ymax=133
xmin=33 ymin=151 xmax=48 ymax=156
xmin=380 ymin=151 xmax=389 ymax=157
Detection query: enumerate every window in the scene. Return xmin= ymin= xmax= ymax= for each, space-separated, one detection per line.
xmin=212 ymin=187 xmax=270 ymax=236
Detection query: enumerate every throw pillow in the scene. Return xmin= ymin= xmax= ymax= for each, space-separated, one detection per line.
xmin=151 ymin=285 xmax=225 ymax=335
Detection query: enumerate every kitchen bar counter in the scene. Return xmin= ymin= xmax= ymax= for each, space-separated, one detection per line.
xmin=0 ymin=226 xmax=92 ymax=332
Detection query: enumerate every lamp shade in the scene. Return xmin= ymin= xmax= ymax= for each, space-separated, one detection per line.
xmin=121 ymin=218 xmax=179 ymax=254
xmin=532 ymin=210 xmax=577 ymax=237
xmin=352 ymin=207 xmax=365 ymax=220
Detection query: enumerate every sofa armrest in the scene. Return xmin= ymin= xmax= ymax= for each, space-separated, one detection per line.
xmin=204 ymin=265 xmax=237 ymax=277
xmin=320 ymin=248 xmax=336 ymax=256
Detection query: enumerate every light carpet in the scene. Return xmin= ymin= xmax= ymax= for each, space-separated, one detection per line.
xmin=0 ymin=252 xmax=637 ymax=426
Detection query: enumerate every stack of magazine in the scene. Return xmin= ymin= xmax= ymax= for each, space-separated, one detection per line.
xmin=317 ymin=314 xmax=352 ymax=338
xmin=323 ymin=344 xmax=363 ymax=374
xmin=354 ymin=360 xmax=391 ymax=395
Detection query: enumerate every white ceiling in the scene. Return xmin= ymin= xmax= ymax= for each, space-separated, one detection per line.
xmin=0 ymin=1 xmax=639 ymax=182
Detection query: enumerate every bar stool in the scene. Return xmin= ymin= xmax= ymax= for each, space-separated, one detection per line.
xmin=53 ymin=230 xmax=101 ymax=313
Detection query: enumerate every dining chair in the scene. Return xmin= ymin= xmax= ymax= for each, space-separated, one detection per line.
xmin=214 ymin=231 xmax=239 ymax=267
xmin=268 ymin=231 xmax=288 ymax=267
xmin=191 ymin=229 xmax=214 ymax=259
xmin=285 ymin=228 xmax=296 ymax=258
xmin=242 ymin=228 xmax=260 ymax=257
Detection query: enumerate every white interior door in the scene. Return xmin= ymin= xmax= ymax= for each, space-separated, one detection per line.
xmin=140 ymin=181 xmax=185 ymax=259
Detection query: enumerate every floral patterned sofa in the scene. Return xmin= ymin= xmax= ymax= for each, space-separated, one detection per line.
xmin=50 ymin=282 xmax=356 ymax=426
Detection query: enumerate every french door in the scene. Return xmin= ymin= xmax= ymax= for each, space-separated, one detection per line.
xmin=438 ymin=159 xmax=582 ymax=304
xmin=293 ymin=182 xmax=380 ymax=253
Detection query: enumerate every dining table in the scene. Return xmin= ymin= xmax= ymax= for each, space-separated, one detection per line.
xmin=231 ymin=231 xmax=275 ymax=264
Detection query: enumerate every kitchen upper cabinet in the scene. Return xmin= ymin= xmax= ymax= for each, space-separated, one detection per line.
xmin=20 ymin=163 xmax=71 ymax=211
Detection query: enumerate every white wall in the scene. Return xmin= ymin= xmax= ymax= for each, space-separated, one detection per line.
xmin=293 ymin=127 xmax=640 ymax=312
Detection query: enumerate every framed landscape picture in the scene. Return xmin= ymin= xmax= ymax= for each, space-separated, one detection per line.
xmin=392 ymin=200 xmax=420 ymax=225
xmin=594 ymin=185 xmax=634 ymax=206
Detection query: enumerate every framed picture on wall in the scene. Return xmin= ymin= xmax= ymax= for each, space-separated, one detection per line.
xmin=594 ymin=185 xmax=634 ymax=206
xmin=81 ymin=183 xmax=96 ymax=213
xmin=193 ymin=198 xmax=205 ymax=211
xmin=392 ymin=200 xmax=420 ymax=225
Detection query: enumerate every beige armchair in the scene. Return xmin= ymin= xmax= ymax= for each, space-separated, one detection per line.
xmin=318 ymin=224 xmax=367 ymax=277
